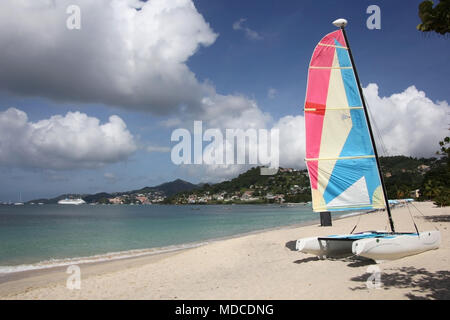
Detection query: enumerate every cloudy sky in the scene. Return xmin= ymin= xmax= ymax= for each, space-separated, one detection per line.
xmin=0 ymin=0 xmax=448 ymax=201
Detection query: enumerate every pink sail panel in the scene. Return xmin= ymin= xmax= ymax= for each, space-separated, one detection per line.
xmin=304 ymin=30 xmax=344 ymax=189
xmin=317 ymin=30 xmax=346 ymax=47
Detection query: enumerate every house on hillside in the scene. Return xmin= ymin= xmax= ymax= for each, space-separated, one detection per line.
xmin=410 ymin=189 xmax=420 ymax=199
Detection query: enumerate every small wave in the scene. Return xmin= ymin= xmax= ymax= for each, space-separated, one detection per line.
xmin=0 ymin=242 xmax=208 ymax=275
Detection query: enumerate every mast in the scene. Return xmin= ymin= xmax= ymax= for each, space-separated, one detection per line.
xmin=335 ymin=19 xmax=396 ymax=233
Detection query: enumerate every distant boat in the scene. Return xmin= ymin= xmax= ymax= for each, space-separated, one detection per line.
xmin=58 ymin=198 xmax=86 ymax=205
xmin=295 ymin=19 xmax=440 ymax=262
xmin=14 ymin=192 xmax=24 ymax=205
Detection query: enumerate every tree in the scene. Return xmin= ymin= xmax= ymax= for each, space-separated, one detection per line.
xmin=434 ymin=188 xmax=450 ymax=206
xmin=417 ymin=0 xmax=450 ymax=35
xmin=422 ymin=180 xmax=435 ymax=200
xmin=419 ymin=137 xmax=450 ymax=206
xmin=436 ymin=136 xmax=450 ymax=164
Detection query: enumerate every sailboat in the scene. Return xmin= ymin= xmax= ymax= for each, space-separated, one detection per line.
xmin=14 ymin=192 xmax=24 ymax=206
xmin=295 ymin=19 xmax=441 ymax=262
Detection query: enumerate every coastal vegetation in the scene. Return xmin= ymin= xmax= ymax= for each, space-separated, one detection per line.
xmin=163 ymin=154 xmax=448 ymax=205
xmin=417 ymin=0 xmax=450 ymax=35
xmin=163 ymin=167 xmax=311 ymax=205
xmin=419 ymin=137 xmax=450 ymax=206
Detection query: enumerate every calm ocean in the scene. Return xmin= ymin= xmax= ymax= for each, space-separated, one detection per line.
xmin=0 ymin=204 xmax=345 ymax=273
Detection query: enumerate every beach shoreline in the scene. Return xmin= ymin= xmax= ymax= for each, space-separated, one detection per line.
xmin=1 ymin=202 xmax=449 ymax=300
xmin=0 ymin=216 xmax=323 ymax=276
xmin=0 ymin=205 xmax=367 ymax=277
xmin=0 ymin=217 xmax=325 ymax=296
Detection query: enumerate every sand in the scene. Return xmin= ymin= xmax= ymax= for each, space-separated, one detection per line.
xmin=0 ymin=202 xmax=449 ymax=300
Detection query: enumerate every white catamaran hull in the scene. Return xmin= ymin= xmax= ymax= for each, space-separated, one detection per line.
xmin=296 ymin=236 xmax=353 ymax=258
xmin=295 ymin=232 xmax=380 ymax=258
xmin=352 ymin=230 xmax=441 ymax=261
xmin=296 ymin=230 xmax=441 ymax=261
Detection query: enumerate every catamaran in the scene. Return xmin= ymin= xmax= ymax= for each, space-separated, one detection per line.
xmin=295 ymin=19 xmax=440 ymax=262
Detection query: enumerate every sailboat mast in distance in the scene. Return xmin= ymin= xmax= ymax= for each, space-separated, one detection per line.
xmin=303 ymin=18 xmax=395 ymax=232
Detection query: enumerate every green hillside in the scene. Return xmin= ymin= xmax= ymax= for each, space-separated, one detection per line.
xmin=166 ymin=155 xmax=449 ymax=205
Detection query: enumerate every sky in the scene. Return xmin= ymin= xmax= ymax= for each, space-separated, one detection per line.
xmin=0 ymin=0 xmax=448 ymax=201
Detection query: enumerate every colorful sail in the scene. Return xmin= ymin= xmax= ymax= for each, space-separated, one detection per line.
xmin=304 ymin=29 xmax=385 ymax=212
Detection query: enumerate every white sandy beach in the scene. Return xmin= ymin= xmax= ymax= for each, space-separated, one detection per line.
xmin=1 ymin=202 xmax=449 ymax=300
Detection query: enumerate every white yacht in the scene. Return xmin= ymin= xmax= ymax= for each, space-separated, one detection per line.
xmin=57 ymin=198 xmax=86 ymax=205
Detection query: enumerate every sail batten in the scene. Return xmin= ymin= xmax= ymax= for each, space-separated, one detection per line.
xmin=305 ymin=107 xmax=363 ymax=111
xmin=306 ymin=155 xmax=375 ymax=161
xmin=309 ymin=66 xmax=353 ymax=69
xmin=317 ymin=43 xmax=348 ymax=49
xmin=304 ymin=29 xmax=385 ymax=212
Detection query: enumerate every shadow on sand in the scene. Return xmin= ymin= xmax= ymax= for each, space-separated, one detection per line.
xmin=287 ymin=237 xmax=450 ymax=299
xmin=420 ymin=215 xmax=450 ymax=223
xmin=293 ymin=257 xmax=320 ymax=264
xmin=349 ymin=267 xmax=450 ymax=299
xmin=285 ymin=240 xmax=297 ymax=251
xmin=286 ymin=240 xmax=376 ymax=267
xmin=345 ymin=258 xmax=375 ymax=268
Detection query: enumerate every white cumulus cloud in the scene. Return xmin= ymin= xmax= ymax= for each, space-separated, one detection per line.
xmin=0 ymin=0 xmax=217 ymax=114
xmin=0 ymin=108 xmax=137 ymax=169
xmin=364 ymin=84 xmax=449 ymax=157
xmin=0 ymin=0 xmax=270 ymax=133
xmin=274 ymin=115 xmax=305 ymax=168
xmin=200 ymin=94 xmax=272 ymax=130
xmin=0 ymin=0 xmax=275 ymax=176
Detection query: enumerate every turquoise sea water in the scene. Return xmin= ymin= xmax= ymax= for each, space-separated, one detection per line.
xmin=0 ymin=204 xmax=345 ymax=272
